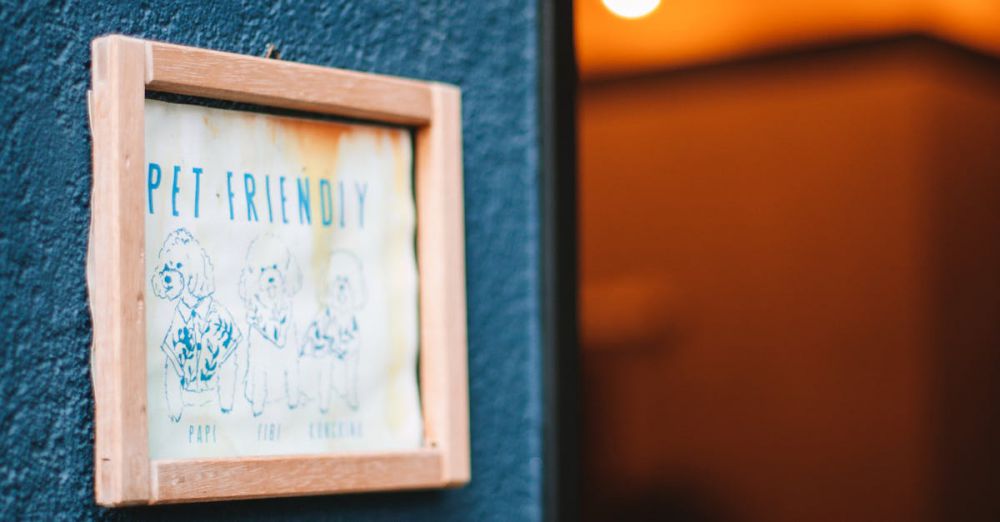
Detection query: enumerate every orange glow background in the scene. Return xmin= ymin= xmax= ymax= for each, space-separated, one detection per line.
xmin=577 ymin=2 xmax=1000 ymax=521
xmin=577 ymin=0 xmax=1000 ymax=78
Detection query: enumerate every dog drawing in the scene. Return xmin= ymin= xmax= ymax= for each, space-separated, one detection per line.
xmin=301 ymin=250 xmax=366 ymax=412
xmin=239 ymin=233 xmax=302 ymax=416
xmin=151 ymin=228 xmax=242 ymax=422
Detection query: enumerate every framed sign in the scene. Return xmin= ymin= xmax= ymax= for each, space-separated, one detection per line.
xmin=87 ymin=35 xmax=468 ymax=505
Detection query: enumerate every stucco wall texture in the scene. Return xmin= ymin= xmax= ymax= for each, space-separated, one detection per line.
xmin=0 ymin=1 xmax=541 ymax=520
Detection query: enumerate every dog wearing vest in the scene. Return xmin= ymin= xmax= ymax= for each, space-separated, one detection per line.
xmin=151 ymin=228 xmax=242 ymax=422
xmin=240 ymin=233 xmax=303 ymax=416
xmin=301 ymin=250 xmax=366 ymax=412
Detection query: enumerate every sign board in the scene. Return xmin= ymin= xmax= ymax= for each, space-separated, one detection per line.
xmin=144 ymin=100 xmax=422 ymax=459
xmin=88 ymin=35 xmax=468 ymax=505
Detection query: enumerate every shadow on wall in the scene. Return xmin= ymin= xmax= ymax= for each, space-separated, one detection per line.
xmin=579 ymin=37 xmax=1000 ymax=522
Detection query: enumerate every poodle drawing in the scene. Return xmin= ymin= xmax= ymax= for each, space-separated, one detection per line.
xmin=301 ymin=250 xmax=366 ymax=412
xmin=240 ymin=233 xmax=302 ymax=416
xmin=151 ymin=228 xmax=242 ymax=422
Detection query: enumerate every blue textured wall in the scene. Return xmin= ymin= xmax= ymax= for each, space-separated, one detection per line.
xmin=0 ymin=1 xmax=541 ymax=519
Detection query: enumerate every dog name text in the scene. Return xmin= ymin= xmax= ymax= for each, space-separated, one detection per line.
xmin=187 ymin=424 xmax=218 ymax=444
xmin=257 ymin=422 xmax=282 ymax=442
xmin=308 ymin=420 xmax=363 ymax=440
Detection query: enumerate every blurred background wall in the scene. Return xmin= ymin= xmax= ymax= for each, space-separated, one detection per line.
xmin=577 ymin=2 xmax=1000 ymax=521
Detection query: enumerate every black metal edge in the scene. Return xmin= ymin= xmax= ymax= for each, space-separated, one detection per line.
xmin=539 ymin=1 xmax=580 ymax=521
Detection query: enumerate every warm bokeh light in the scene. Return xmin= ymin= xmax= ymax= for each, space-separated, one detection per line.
xmin=602 ymin=0 xmax=661 ymax=19
xmin=578 ymin=0 xmax=1000 ymax=79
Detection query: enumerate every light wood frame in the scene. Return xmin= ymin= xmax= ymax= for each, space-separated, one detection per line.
xmin=88 ymin=35 xmax=468 ymax=506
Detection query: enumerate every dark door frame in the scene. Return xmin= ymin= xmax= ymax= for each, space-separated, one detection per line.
xmin=540 ymin=2 xmax=580 ymax=521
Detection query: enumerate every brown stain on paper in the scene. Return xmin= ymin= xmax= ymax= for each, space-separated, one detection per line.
xmin=265 ymin=114 xmax=416 ymax=435
xmin=279 ymin=116 xmax=350 ymax=287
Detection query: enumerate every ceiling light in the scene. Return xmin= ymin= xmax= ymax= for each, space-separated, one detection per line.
xmin=602 ymin=0 xmax=661 ymax=19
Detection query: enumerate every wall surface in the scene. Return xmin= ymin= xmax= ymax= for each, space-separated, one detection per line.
xmin=0 ymin=1 xmax=541 ymax=520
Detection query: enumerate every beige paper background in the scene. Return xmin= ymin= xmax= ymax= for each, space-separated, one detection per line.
xmin=144 ymin=99 xmax=421 ymax=459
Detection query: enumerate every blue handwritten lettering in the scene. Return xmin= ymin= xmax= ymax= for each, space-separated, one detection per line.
xmin=147 ymin=163 xmax=161 ymax=214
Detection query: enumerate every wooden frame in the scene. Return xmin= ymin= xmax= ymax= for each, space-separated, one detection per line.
xmin=88 ymin=35 xmax=468 ymax=506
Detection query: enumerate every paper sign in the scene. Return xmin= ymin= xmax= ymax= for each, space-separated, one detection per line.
xmin=143 ymin=99 xmax=422 ymax=459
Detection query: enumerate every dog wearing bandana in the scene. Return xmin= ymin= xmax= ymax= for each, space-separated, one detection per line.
xmin=301 ymin=250 xmax=366 ymax=412
xmin=240 ymin=233 xmax=303 ymax=416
